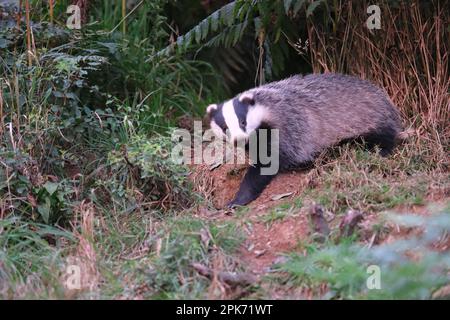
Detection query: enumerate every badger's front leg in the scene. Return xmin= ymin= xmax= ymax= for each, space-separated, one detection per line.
xmin=227 ymin=165 xmax=276 ymax=208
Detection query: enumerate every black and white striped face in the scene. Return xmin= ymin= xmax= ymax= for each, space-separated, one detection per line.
xmin=206 ymin=93 xmax=266 ymax=143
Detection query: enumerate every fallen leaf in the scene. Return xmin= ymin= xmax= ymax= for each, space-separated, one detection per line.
xmin=209 ymin=161 xmax=222 ymax=171
xmin=27 ymin=194 xmax=37 ymax=207
xmin=271 ymin=192 xmax=293 ymax=201
xmin=200 ymin=228 xmax=211 ymax=248
xmin=254 ymin=249 xmax=266 ymax=257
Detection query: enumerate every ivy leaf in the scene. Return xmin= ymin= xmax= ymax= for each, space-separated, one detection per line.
xmin=43 ymin=181 xmax=59 ymax=195
xmin=37 ymin=197 xmax=51 ymax=224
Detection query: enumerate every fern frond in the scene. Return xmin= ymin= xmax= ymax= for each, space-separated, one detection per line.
xmin=198 ymin=19 xmax=249 ymax=51
xmin=209 ymin=11 xmax=220 ymax=32
xmin=157 ymin=1 xmax=260 ymax=56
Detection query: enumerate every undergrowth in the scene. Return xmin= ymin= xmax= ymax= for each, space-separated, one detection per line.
xmin=0 ymin=0 xmax=448 ymax=300
xmin=269 ymin=205 xmax=450 ymax=299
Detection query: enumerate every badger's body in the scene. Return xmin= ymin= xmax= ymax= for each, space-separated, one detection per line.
xmin=207 ymin=73 xmax=402 ymax=207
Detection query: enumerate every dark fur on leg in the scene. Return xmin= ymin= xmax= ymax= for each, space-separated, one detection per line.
xmin=227 ymin=165 xmax=276 ymax=208
xmin=338 ymin=126 xmax=398 ymax=157
xmin=228 ymin=127 xmax=277 ymax=208
xmin=363 ymin=126 xmax=398 ymax=156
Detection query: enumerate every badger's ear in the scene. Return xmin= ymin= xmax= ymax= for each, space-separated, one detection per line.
xmin=239 ymin=93 xmax=255 ymax=106
xmin=206 ymin=104 xmax=218 ymax=115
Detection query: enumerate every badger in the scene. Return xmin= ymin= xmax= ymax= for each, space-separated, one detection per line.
xmin=206 ymin=73 xmax=402 ymax=208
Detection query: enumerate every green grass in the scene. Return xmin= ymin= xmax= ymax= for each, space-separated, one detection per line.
xmin=259 ymin=204 xmax=296 ymax=227
xmin=0 ymin=218 xmax=76 ymax=299
xmin=0 ymin=0 xmax=448 ymax=300
xmin=257 ymin=196 xmax=303 ymax=226
xmin=297 ymin=143 xmax=446 ymax=215
xmin=0 ymin=207 xmax=247 ymax=299
xmin=259 ymin=204 xmax=450 ymax=299
xmin=71 ymin=212 xmax=246 ymax=299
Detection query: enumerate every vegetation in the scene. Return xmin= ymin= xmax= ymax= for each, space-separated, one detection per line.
xmin=266 ymin=204 xmax=450 ymax=299
xmin=0 ymin=0 xmax=448 ymax=299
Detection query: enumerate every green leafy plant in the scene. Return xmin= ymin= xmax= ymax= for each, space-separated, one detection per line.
xmin=162 ymin=0 xmax=327 ymax=83
xmin=97 ymin=134 xmax=195 ymax=212
xmin=275 ymin=206 xmax=450 ymax=299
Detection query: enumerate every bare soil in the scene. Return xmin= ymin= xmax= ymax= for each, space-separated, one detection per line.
xmin=190 ymin=162 xmax=448 ymax=277
xmin=192 ymin=163 xmax=317 ymax=274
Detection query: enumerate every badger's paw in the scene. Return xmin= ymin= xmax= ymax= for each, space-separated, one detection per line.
xmin=226 ymin=200 xmax=244 ymax=209
xmin=226 ymin=165 xmax=276 ymax=209
xmin=226 ymin=192 xmax=255 ymax=209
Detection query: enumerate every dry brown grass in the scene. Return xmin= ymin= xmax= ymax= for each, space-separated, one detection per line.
xmin=307 ymin=0 xmax=449 ymax=167
xmin=190 ymin=163 xmax=216 ymax=205
xmin=65 ymin=200 xmax=100 ymax=297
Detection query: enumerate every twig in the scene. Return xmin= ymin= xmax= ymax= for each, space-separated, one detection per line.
xmin=308 ymin=204 xmax=330 ymax=242
xmin=192 ymin=263 xmax=257 ymax=286
xmin=49 ymin=0 xmax=54 ymax=24
xmin=122 ymin=0 xmax=126 ymax=34
xmin=339 ymin=210 xmax=364 ymax=238
xmin=109 ymin=0 xmax=144 ymax=34
xmin=25 ymin=0 xmax=32 ymax=67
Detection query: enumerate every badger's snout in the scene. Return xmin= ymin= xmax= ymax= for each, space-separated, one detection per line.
xmin=229 ymin=132 xmax=249 ymax=145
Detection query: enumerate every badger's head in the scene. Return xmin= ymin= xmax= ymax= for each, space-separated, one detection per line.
xmin=206 ymin=92 xmax=267 ymax=143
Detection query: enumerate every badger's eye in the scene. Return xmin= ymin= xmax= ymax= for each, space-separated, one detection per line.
xmin=240 ymin=120 xmax=246 ymax=127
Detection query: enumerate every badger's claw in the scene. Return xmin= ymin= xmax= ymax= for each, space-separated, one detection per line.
xmin=226 ymin=199 xmax=245 ymax=209
xmin=226 ymin=191 xmax=256 ymax=209
xmin=226 ymin=201 xmax=237 ymax=209
xmin=226 ymin=165 xmax=276 ymax=209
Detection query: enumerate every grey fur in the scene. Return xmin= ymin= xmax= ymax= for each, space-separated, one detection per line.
xmin=207 ymin=73 xmax=403 ymax=207
xmin=241 ymin=73 xmax=402 ymax=169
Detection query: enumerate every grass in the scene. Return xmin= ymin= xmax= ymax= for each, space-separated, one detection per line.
xmin=70 ymin=213 xmax=245 ymax=299
xmin=308 ymin=0 xmax=450 ymax=146
xmin=297 ymin=139 xmax=448 ymax=215
xmin=263 ymin=204 xmax=450 ymax=299
xmin=259 ymin=203 xmax=299 ymax=227
xmin=259 ymin=210 xmax=289 ymax=226
xmin=0 ymin=0 xmax=448 ymax=300
xmin=0 ymin=218 xmax=76 ymax=299
xmin=1 ymin=137 xmax=448 ymax=299
xmin=0 ymin=205 xmax=247 ymax=299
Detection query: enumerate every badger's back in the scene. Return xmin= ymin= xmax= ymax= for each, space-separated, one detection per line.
xmin=246 ymin=73 xmax=402 ymax=168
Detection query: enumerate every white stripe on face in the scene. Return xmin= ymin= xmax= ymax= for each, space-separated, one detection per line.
xmin=246 ymin=104 xmax=266 ymax=134
xmin=222 ymin=99 xmax=247 ymax=142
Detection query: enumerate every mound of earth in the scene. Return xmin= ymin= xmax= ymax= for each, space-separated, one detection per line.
xmin=193 ymin=163 xmax=310 ymax=209
xmin=190 ymin=162 xmax=317 ymax=274
xmin=190 ymin=161 xmax=448 ymax=277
